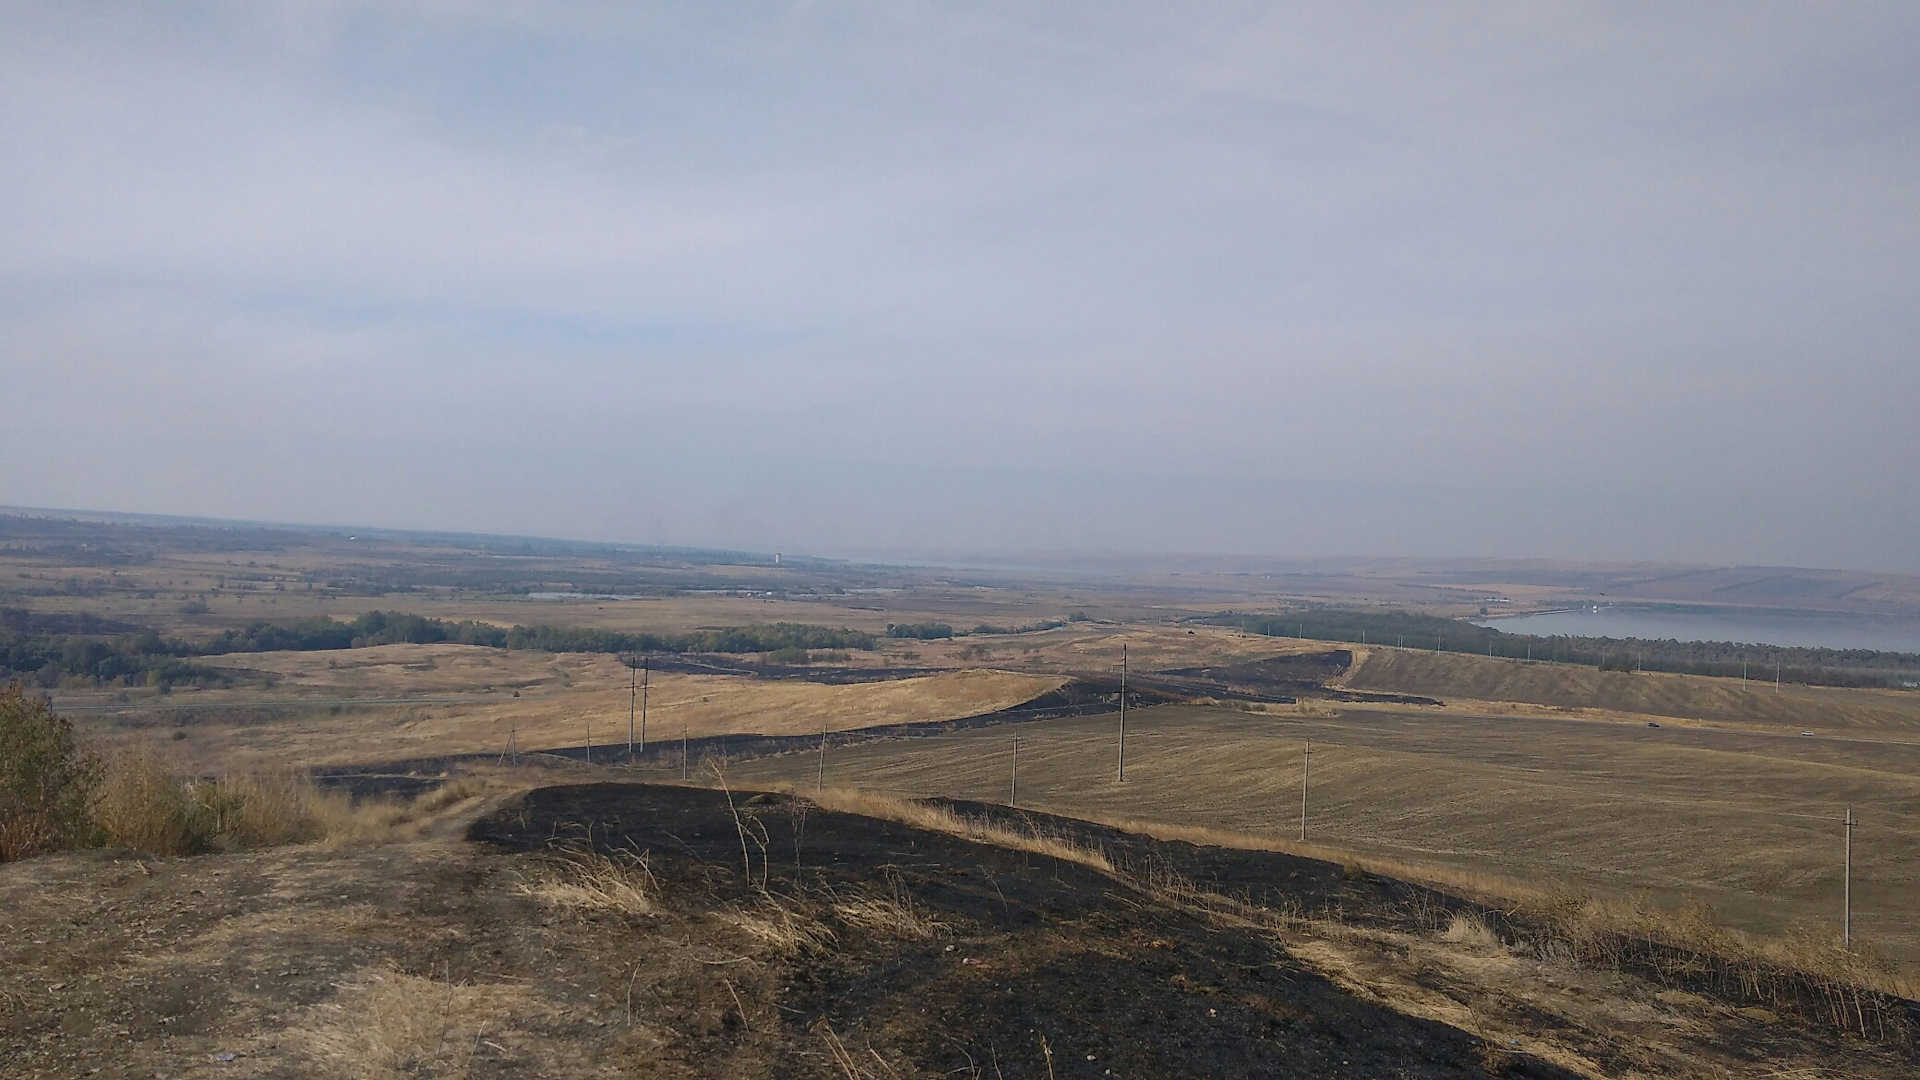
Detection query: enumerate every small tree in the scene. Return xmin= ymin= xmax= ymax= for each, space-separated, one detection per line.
xmin=0 ymin=682 xmax=102 ymax=860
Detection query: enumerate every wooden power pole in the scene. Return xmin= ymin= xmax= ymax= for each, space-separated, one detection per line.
xmin=1845 ymin=806 xmax=1856 ymax=950
xmin=1300 ymin=740 xmax=1311 ymax=842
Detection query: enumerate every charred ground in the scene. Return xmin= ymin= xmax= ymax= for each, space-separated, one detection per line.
xmin=4 ymin=779 xmax=1914 ymax=1078
xmin=470 ymin=783 xmax=1577 ymax=1079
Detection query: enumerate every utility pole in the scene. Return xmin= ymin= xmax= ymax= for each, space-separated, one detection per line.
xmin=1116 ymin=645 xmax=1128 ymax=783
xmin=1010 ymin=736 xmax=1018 ymax=808
xmin=1742 ymin=660 xmax=1748 ymax=688
xmin=640 ymin=657 xmax=649 ymax=754
xmin=817 ymin=721 xmax=827 ymax=792
xmin=628 ymin=659 xmax=636 ymax=761
xmin=681 ymin=723 xmax=689 ymax=781
xmin=1300 ymin=740 xmax=1311 ymax=842
xmin=1844 ymin=806 xmax=1856 ymax=950
xmin=1776 ymin=659 xmax=1782 ymax=693
xmin=586 ymin=717 xmax=592 ymax=765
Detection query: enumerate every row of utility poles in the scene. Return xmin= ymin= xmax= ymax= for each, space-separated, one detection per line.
xmin=598 ymin=646 xmax=1860 ymax=951
xmin=624 ymin=655 xmax=694 ymax=779
xmin=1054 ymin=654 xmax=1858 ymax=948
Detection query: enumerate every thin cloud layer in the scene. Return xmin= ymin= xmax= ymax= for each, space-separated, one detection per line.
xmin=3 ymin=3 xmax=1916 ymax=568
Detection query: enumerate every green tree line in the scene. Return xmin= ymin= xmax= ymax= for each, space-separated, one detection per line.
xmin=886 ymin=622 xmax=954 ymax=640
xmin=0 ymin=611 xmax=875 ymax=689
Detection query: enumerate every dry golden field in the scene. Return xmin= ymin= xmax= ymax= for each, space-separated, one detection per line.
xmin=717 ymin=702 xmax=1920 ymax=973
xmin=69 ymin=644 xmax=1065 ymax=766
xmin=885 ymin=623 xmax=1320 ymax=670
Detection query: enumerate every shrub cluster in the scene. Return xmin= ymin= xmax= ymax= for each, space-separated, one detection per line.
xmin=886 ymin=622 xmax=954 ymax=640
xmin=0 ymin=683 xmax=101 ymax=860
xmin=0 ymin=681 xmax=348 ymax=862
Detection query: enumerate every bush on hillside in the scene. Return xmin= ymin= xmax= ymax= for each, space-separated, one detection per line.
xmin=886 ymin=622 xmax=954 ymax=640
xmin=0 ymin=682 xmax=102 ymax=861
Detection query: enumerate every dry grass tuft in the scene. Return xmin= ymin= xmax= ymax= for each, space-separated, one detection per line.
xmin=721 ymin=897 xmax=837 ymax=956
xmin=516 ymin=846 xmax=656 ymax=917
xmin=87 ymin=746 xmax=511 ymax=856
xmin=831 ymin=875 xmax=949 ymax=941
xmin=198 ymin=765 xmax=336 ymax=848
xmin=92 ymin=745 xmax=400 ymax=855
xmin=1441 ymin=912 xmax=1503 ymax=950
xmin=293 ymin=965 xmax=539 ymax=1079
xmin=414 ymin=779 xmax=484 ymax=813
xmin=795 ymin=786 xmax=1114 ymax=873
xmin=311 ymin=793 xmax=422 ymax=846
xmin=92 ymin=743 xmax=209 ymax=855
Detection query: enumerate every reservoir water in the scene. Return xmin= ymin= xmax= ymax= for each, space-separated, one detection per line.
xmin=1474 ymin=606 xmax=1920 ymax=654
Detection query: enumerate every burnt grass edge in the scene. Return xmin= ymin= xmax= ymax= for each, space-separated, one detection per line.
xmin=471 ymin=782 xmax=1920 ymax=1051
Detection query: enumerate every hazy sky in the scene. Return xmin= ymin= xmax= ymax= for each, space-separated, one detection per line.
xmin=4 ymin=3 xmax=1916 ymax=570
